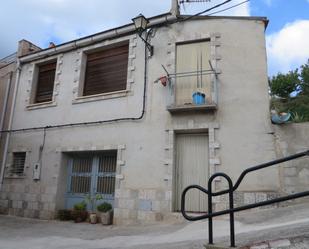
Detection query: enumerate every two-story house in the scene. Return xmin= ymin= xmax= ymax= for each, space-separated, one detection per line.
xmin=0 ymin=1 xmax=280 ymax=225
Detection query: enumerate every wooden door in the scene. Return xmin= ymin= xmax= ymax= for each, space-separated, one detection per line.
xmin=175 ymin=133 xmax=209 ymax=212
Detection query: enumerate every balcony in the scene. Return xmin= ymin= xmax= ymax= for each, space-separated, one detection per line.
xmin=166 ymin=68 xmax=218 ymax=114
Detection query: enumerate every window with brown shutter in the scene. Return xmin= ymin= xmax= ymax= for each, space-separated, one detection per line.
xmin=35 ymin=61 xmax=57 ymax=103
xmin=83 ymin=43 xmax=129 ymax=96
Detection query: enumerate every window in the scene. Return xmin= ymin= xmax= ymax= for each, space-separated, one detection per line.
xmin=83 ymin=43 xmax=129 ymax=96
xmin=10 ymin=152 xmax=26 ymax=176
xmin=35 ymin=61 xmax=57 ymax=103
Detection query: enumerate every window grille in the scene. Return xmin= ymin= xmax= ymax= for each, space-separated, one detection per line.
xmin=10 ymin=152 xmax=26 ymax=175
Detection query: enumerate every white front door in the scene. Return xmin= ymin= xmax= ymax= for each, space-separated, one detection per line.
xmin=175 ymin=133 xmax=209 ymax=212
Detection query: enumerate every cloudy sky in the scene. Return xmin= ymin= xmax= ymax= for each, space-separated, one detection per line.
xmin=0 ymin=0 xmax=308 ymax=76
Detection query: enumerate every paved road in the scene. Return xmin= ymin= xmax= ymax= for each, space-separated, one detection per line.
xmin=1 ymin=203 xmax=309 ymax=249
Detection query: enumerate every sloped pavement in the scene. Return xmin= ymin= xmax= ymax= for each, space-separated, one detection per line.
xmin=0 ymin=202 xmax=309 ymax=249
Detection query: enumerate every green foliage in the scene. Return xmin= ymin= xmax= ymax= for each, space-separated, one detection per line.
xmin=300 ymin=60 xmax=309 ymax=94
xmin=269 ymin=69 xmax=300 ymax=98
xmin=270 ymin=59 xmax=309 ymax=123
xmin=291 ymin=112 xmax=305 ymax=123
xmin=97 ymin=202 xmax=112 ymax=213
xmin=73 ymin=201 xmax=87 ymax=211
xmin=84 ymin=194 xmax=102 ymax=212
xmin=271 ymin=94 xmax=309 ymax=122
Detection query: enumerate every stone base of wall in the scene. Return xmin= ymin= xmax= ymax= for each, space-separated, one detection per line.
xmin=214 ymin=191 xmax=282 ymax=211
xmin=113 ymin=188 xmax=172 ymax=225
xmin=0 ymin=183 xmax=56 ymax=220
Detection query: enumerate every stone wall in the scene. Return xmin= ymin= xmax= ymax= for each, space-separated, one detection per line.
xmin=0 ymin=181 xmax=56 ymax=219
xmin=114 ymin=188 xmax=172 ymax=225
xmin=274 ymin=123 xmax=309 ymax=195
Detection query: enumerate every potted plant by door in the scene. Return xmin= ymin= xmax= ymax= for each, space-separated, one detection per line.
xmin=85 ymin=194 xmax=102 ymax=224
xmin=97 ymin=202 xmax=113 ymax=225
xmin=71 ymin=201 xmax=88 ymax=223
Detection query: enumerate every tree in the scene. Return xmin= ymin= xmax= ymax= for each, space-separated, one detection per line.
xmin=269 ymin=69 xmax=300 ymax=98
xmin=300 ymin=60 xmax=309 ymax=94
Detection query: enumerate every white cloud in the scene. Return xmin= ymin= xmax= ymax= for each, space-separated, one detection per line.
xmin=0 ymin=0 xmax=169 ymax=58
xmin=0 ymin=0 xmax=251 ymax=58
xmin=267 ymin=20 xmax=309 ymax=75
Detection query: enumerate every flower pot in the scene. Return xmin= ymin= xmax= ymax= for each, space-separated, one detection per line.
xmin=89 ymin=213 xmax=97 ymax=224
xmin=192 ymin=91 xmax=206 ymax=105
xmin=100 ymin=210 xmax=113 ymax=225
xmin=72 ymin=210 xmax=88 ymax=223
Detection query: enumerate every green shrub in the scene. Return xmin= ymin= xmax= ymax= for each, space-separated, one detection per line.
xmin=73 ymin=201 xmax=87 ymax=211
xmin=271 ymin=95 xmax=309 ymax=123
xmin=97 ymin=202 xmax=112 ymax=213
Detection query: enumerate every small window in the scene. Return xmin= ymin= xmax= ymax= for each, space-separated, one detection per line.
xmin=10 ymin=152 xmax=26 ymax=176
xmin=35 ymin=61 xmax=57 ymax=103
xmin=83 ymin=43 xmax=129 ymax=96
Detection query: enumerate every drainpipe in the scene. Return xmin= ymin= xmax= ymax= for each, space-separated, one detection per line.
xmin=0 ymin=62 xmax=21 ymax=192
xmin=0 ymin=72 xmax=12 ymax=142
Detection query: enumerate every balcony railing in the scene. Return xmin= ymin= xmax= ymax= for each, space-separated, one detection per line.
xmin=166 ymin=67 xmax=218 ymax=113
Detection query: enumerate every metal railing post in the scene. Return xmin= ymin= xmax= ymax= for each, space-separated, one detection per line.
xmin=181 ymin=150 xmax=309 ymax=248
xmin=208 ymin=177 xmax=213 ymax=245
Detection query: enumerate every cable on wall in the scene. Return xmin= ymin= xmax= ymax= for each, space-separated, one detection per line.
xmin=0 ymin=29 xmax=153 ymax=134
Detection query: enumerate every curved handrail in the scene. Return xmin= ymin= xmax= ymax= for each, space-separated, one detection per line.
xmin=211 ymin=150 xmax=309 ymax=197
xmin=180 ymin=150 xmax=309 ymax=247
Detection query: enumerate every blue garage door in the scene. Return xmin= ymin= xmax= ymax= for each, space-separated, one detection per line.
xmin=66 ymin=151 xmax=117 ymax=209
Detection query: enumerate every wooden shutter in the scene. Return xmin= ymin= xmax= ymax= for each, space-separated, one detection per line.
xmin=35 ymin=62 xmax=56 ymax=103
xmin=83 ymin=44 xmax=129 ymax=96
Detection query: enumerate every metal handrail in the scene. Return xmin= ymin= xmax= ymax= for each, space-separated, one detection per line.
xmin=181 ymin=150 xmax=309 ymax=247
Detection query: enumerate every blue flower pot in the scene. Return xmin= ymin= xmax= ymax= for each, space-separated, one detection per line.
xmin=192 ymin=92 xmax=206 ymax=105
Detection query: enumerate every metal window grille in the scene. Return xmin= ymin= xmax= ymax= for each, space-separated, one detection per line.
xmin=10 ymin=152 xmax=26 ymax=175
xmin=97 ymin=152 xmax=117 ymax=196
xmin=70 ymin=156 xmax=92 ymax=193
xmin=68 ymin=152 xmax=117 ymax=198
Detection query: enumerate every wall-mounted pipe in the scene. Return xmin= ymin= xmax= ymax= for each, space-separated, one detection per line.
xmin=0 ymin=72 xmax=12 ymax=142
xmin=0 ymin=63 xmax=21 ymax=191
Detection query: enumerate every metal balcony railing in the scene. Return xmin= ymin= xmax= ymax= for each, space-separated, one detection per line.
xmin=181 ymin=150 xmax=309 ymax=248
xmin=165 ymin=65 xmax=218 ymax=113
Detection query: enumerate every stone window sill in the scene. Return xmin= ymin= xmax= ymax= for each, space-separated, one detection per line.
xmin=4 ymin=174 xmax=26 ymax=179
xmin=72 ymin=90 xmax=130 ymax=104
xmin=26 ymin=101 xmax=57 ymax=110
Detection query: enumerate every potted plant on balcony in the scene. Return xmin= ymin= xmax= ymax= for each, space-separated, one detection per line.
xmin=85 ymin=194 xmax=102 ymax=224
xmin=97 ymin=202 xmax=113 ymax=225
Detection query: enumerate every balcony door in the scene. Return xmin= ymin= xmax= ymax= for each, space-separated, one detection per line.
xmin=176 ymin=40 xmax=211 ymax=105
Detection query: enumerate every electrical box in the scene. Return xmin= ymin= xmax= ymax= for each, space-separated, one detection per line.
xmin=33 ymin=163 xmax=41 ymax=180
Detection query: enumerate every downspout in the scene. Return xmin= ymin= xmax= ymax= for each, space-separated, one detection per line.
xmin=0 ymin=72 xmax=12 ymax=141
xmin=0 ymin=62 xmax=21 ymax=191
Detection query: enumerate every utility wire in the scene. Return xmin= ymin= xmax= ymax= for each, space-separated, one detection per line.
xmin=181 ymin=0 xmax=232 ymax=21
xmin=208 ymin=0 xmax=250 ymax=16
xmin=0 ymin=0 xmax=250 ymax=134
xmin=0 ymin=30 xmax=152 ymax=134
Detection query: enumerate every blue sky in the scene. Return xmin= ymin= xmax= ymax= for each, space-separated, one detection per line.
xmin=0 ymin=0 xmax=308 ymax=76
